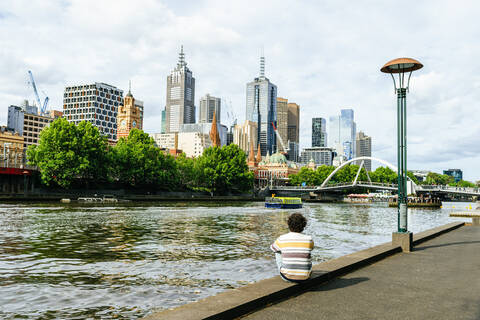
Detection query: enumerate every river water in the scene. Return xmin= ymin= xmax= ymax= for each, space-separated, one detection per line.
xmin=0 ymin=201 xmax=471 ymax=319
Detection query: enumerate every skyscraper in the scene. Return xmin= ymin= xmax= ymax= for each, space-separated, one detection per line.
xmin=199 ymin=94 xmax=221 ymax=123
xmin=63 ymin=82 xmax=122 ymax=141
xmin=166 ymin=46 xmax=195 ymax=133
xmin=312 ymin=118 xmax=327 ymax=147
xmin=287 ymin=103 xmax=300 ymax=143
xmin=355 ymin=131 xmax=372 ymax=171
xmin=276 ymin=97 xmax=289 ymax=152
xmin=328 ymin=108 xmax=356 ymax=161
xmin=287 ymin=102 xmax=300 ymax=162
xmin=246 ymin=55 xmax=277 ymax=156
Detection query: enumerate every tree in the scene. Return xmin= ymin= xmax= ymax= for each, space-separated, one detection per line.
xmin=176 ymin=152 xmax=198 ymax=189
xmin=109 ymin=129 xmax=178 ymax=189
xmin=370 ymin=166 xmax=397 ymax=184
xmin=27 ymin=118 xmax=108 ymax=188
xmin=406 ymin=171 xmax=419 ymax=185
xmin=455 ymin=180 xmax=476 ymax=188
xmin=196 ymin=144 xmax=253 ymax=194
xmin=424 ymin=172 xmax=454 ymax=185
xmin=289 ymin=167 xmax=317 ymax=186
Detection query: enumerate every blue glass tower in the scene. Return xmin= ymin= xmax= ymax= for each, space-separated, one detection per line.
xmin=328 ymin=108 xmax=356 ymax=160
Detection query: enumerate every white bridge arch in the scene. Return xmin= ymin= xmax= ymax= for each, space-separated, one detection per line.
xmin=320 ymin=156 xmax=416 ymax=188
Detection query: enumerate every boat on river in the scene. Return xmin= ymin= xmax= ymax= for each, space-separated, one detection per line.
xmin=77 ymin=195 xmax=118 ymax=203
xmin=265 ymin=196 xmax=302 ymax=209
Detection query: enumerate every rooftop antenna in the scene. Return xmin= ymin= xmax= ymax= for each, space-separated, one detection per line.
xmin=178 ymin=45 xmax=186 ymax=67
xmin=260 ymin=46 xmax=265 ymax=77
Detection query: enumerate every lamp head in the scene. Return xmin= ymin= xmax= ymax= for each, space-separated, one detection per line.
xmin=381 ymin=57 xmax=423 ymax=90
xmin=381 ymin=58 xmax=423 ymax=74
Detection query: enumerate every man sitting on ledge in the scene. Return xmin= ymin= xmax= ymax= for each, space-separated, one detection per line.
xmin=271 ymin=213 xmax=314 ymax=282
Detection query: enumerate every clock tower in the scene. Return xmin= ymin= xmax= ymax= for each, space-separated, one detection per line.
xmin=117 ymin=82 xmax=143 ymax=140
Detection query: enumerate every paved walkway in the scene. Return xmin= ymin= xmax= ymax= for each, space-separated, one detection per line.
xmin=242 ymin=226 xmax=480 ymax=320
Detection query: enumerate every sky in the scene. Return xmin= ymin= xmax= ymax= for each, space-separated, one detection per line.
xmin=1 ymin=0 xmax=480 ymax=180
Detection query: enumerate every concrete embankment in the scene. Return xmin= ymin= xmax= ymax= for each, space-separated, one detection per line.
xmin=0 ymin=192 xmax=262 ymax=202
xmin=144 ymin=222 xmax=469 ymax=320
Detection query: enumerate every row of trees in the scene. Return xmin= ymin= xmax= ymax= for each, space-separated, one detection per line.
xmin=423 ymin=172 xmax=476 ymax=188
xmin=289 ymin=165 xmax=477 ymax=188
xmin=27 ymin=118 xmax=254 ymax=194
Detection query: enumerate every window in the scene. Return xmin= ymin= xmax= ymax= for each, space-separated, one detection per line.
xmin=170 ymin=86 xmax=181 ymax=100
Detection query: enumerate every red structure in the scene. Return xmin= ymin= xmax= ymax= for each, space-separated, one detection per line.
xmin=0 ymin=167 xmax=32 ymax=176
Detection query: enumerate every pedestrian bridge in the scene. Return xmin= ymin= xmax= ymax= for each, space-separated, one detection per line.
xmin=270 ymin=156 xmax=480 ymax=198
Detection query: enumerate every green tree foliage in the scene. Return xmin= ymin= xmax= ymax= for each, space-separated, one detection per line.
xmin=27 ymin=118 xmax=108 ymax=188
xmin=109 ymin=129 xmax=178 ymax=188
xmin=175 ymin=152 xmax=198 ymax=189
xmin=196 ymin=144 xmax=253 ymax=194
xmin=424 ymin=172 xmax=454 ymax=185
xmin=406 ymin=171 xmax=419 ymax=185
xmin=369 ymin=166 xmax=397 ymax=184
xmin=289 ymin=165 xmax=420 ymax=187
xmin=455 ymin=180 xmax=476 ymax=188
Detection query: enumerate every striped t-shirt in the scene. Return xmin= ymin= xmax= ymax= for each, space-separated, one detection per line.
xmin=271 ymin=232 xmax=314 ymax=280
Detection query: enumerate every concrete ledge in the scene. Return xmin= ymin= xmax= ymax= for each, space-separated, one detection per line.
xmin=412 ymin=222 xmax=465 ymax=246
xmin=143 ymin=222 xmax=465 ymax=320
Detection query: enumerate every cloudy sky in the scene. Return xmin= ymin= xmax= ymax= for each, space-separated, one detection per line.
xmin=1 ymin=0 xmax=480 ymax=180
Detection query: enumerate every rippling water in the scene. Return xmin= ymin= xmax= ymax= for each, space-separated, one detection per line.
xmin=0 ymin=201 xmax=470 ymax=319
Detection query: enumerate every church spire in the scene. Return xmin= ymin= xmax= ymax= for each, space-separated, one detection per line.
xmin=256 ymin=143 xmax=262 ymax=163
xmin=209 ymin=110 xmax=221 ymax=147
xmin=248 ymin=136 xmax=255 ymax=164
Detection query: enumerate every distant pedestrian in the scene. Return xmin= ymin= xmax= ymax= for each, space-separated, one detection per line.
xmin=271 ymin=213 xmax=314 ymax=282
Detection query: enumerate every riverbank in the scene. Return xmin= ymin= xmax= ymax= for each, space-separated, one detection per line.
xmin=144 ymin=222 xmax=467 ymax=320
xmin=0 ymin=192 xmax=261 ymax=202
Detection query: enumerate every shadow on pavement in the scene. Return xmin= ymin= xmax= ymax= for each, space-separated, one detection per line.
xmin=308 ymin=276 xmax=370 ymax=292
xmin=414 ymin=241 xmax=480 ymax=251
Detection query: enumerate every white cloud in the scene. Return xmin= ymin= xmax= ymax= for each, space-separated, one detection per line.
xmin=1 ymin=0 xmax=480 ymax=180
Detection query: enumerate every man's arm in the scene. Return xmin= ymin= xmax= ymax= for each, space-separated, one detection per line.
xmin=270 ymin=239 xmax=281 ymax=253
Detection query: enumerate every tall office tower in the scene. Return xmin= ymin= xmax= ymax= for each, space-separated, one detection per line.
xmin=312 ymin=118 xmax=327 ymax=147
xmin=199 ymin=94 xmax=221 ymax=123
xmin=328 ymin=108 xmax=356 ymax=161
xmin=160 ymin=107 xmax=166 ymax=133
xmin=287 ymin=103 xmax=300 ymax=143
xmin=117 ymin=85 xmax=144 ymax=139
xmin=246 ymin=55 xmax=277 ymax=156
xmin=355 ymin=131 xmax=372 ymax=171
xmin=166 ymin=46 xmax=195 ymax=132
xmin=276 ymin=97 xmax=289 ymax=152
xmin=63 ymin=83 xmax=122 ymax=141
xmin=287 ymin=102 xmax=300 ymax=162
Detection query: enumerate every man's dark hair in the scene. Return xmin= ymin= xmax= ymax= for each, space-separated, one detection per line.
xmin=288 ymin=213 xmax=307 ymax=233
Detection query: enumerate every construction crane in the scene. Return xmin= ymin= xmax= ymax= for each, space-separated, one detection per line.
xmin=271 ymin=122 xmax=289 ymax=154
xmin=27 ymin=70 xmax=49 ymax=114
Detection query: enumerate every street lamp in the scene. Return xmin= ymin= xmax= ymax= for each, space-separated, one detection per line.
xmin=381 ymin=58 xmax=423 ymax=234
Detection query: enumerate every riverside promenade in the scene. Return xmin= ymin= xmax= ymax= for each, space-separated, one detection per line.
xmin=145 ymin=223 xmax=479 ymax=320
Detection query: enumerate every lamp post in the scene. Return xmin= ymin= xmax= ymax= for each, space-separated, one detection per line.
xmin=381 ymin=58 xmax=423 ymax=234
